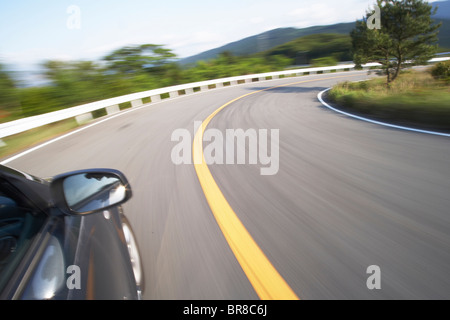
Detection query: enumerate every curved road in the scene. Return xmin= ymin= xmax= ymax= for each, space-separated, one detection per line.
xmin=3 ymin=71 xmax=450 ymax=299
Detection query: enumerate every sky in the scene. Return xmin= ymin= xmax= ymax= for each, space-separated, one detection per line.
xmin=0 ymin=0 xmax=443 ymax=72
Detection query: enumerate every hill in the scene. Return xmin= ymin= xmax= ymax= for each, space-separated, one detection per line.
xmin=436 ymin=19 xmax=450 ymax=51
xmin=178 ymin=0 xmax=450 ymax=66
xmin=178 ymin=22 xmax=356 ymax=66
xmin=258 ymin=33 xmax=353 ymax=65
xmin=434 ymin=0 xmax=450 ymax=19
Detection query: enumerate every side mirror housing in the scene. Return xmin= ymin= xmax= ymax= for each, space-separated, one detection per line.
xmin=50 ymin=169 xmax=132 ymax=215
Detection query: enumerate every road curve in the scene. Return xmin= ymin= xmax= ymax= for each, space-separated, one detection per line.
xmin=3 ymin=71 xmax=450 ymax=299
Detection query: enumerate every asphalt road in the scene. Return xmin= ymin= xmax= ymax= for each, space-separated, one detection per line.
xmin=3 ymin=70 xmax=450 ymax=299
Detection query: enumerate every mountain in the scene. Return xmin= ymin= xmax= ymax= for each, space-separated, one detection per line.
xmin=178 ymin=22 xmax=356 ymax=66
xmin=433 ymin=0 xmax=450 ymax=19
xmin=433 ymin=1 xmax=450 ymax=51
xmin=259 ymin=33 xmax=353 ymax=64
xmin=178 ymin=0 xmax=450 ymax=66
xmin=436 ymin=19 xmax=450 ymax=50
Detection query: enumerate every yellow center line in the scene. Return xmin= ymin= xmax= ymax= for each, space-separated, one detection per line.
xmin=192 ymin=74 xmax=362 ymax=300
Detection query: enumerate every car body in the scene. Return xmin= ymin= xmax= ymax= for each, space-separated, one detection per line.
xmin=0 ymin=164 xmax=144 ymax=300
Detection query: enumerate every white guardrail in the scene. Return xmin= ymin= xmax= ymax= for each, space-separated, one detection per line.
xmin=0 ymin=58 xmax=448 ymax=143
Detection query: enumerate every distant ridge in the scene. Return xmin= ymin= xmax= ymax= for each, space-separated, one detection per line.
xmin=434 ymin=0 xmax=450 ymax=19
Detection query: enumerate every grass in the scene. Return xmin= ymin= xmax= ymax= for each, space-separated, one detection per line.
xmin=0 ymin=118 xmax=80 ymax=160
xmin=0 ymin=96 xmax=152 ymax=160
xmin=327 ymin=68 xmax=450 ymax=133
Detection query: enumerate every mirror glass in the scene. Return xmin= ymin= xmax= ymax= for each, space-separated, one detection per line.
xmin=62 ymin=172 xmax=127 ymax=213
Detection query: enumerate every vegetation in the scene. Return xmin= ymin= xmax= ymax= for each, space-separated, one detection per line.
xmin=431 ymin=60 xmax=450 ymax=82
xmin=352 ymin=0 xmax=441 ymax=86
xmin=0 ymin=64 xmax=19 ymax=121
xmin=327 ymin=68 xmax=450 ymax=132
xmin=325 ymin=0 xmax=449 ymax=134
xmin=0 ymin=33 xmax=351 ymax=124
xmin=311 ymin=56 xmax=339 ymax=67
xmin=259 ymin=33 xmax=352 ymax=65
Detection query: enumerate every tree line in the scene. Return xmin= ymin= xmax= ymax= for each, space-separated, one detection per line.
xmin=0 ymin=46 xmax=296 ymax=123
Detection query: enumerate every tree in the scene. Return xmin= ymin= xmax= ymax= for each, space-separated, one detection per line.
xmin=217 ymin=51 xmax=237 ymax=65
xmin=0 ymin=64 xmax=19 ymax=120
xmin=103 ymin=44 xmax=177 ymax=75
xmin=351 ymin=0 xmax=441 ymax=86
xmin=42 ymin=60 xmax=108 ymax=105
xmin=43 ymin=60 xmax=102 ymax=85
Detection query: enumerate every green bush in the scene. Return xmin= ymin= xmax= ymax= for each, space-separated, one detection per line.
xmin=431 ymin=61 xmax=450 ymax=79
xmin=311 ymin=56 xmax=338 ymax=67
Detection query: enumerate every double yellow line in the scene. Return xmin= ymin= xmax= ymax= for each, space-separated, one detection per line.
xmin=192 ymin=75 xmax=360 ymax=300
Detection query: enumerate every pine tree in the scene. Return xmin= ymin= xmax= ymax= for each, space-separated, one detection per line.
xmin=351 ymin=0 xmax=441 ymax=86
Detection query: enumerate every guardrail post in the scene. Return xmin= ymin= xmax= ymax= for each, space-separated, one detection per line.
xmin=216 ymin=82 xmax=223 ymax=88
xmin=169 ymin=91 xmax=179 ymax=98
xmin=131 ymin=99 xmax=143 ymax=108
xmin=185 ymin=88 xmax=194 ymax=95
xmin=200 ymin=85 xmax=208 ymax=91
xmin=0 ymin=139 xmax=6 ymax=147
xmin=151 ymin=95 xmax=161 ymax=103
xmin=259 ymin=77 xmax=266 ymax=81
xmin=76 ymin=113 xmax=93 ymax=125
xmin=230 ymin=80 xmax=238 ymax=86
xmin=106 ymin=104 xmax=120 ymax=115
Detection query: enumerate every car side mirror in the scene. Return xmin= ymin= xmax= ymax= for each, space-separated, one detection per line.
xmin=50 ymin=169 xmax=132 ymax=215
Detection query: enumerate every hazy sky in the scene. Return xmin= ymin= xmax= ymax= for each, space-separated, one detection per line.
xmin=0 ymin=0 xmax=442 ymax=70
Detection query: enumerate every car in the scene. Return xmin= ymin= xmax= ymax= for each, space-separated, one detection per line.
xmin=0 ymin=164 xmax=144 ymax=300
